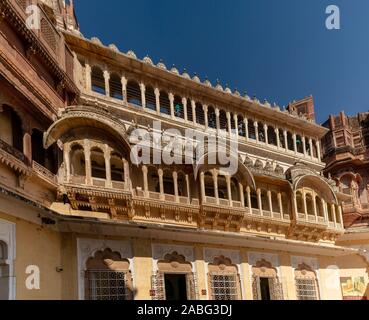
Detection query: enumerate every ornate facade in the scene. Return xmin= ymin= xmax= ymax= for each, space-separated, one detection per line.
xmin=0 ymin=0 xmax=368 ymax=301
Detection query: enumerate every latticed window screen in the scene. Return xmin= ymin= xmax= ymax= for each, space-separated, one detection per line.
xmin=210 ymin=273 xmax=239 ymax=300
xmin=295 ymin=278 xmax=319 ymax=300
xmin=252 ymin=275 xmax=284 ymax=300
xmin=85 ymin=270 xmax=132 ymax=300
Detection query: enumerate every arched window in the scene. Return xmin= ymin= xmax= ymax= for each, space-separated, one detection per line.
xmin=174 ymin=95 xmax=184 ymax=119
xmin=230 ymin=113 xmax=236 ymax=133
xmin=278 ymin=130 xmax=285 ymax=149
xmin=268 ymin=126 xmax=277 ymax=146
xmin=91 ymin=66 xmax=105 ymax=95
xmin=163 ymin=170 xmax=175 ymax=195
xmin=327 ymin=204 xmax=334 ymax=222
xmin=205 ymin=172 xmax=215 ymax=198
xmin=84 ymin=248 xmax=133 ymax=300
xmin=208 ymin=106 xmax=216 ymax=129
xmin=109 ymin=73 xmax=123 ymax=100
xmin=208 ymin=256 xmax=241 ymax=300
xmin=0 ymin=240 xmax=9 ymax=300
xmin=70 ymin=144 xmax=85 ymax=177
xmin=281 ymin=193 xmax=290 ymax=218
xmin=160 ymin=91 xmax=171 ymax=115
xmin=312 ymin=140 xmax=318 ymax=158
xmin=111 ymin=152 xmax=124 ymax=182
xmin=306 ymin=194 xmax=314 ymax=216
xmin=296 ymin=135 xmax=304 ymax=154
xmin=231 ymin=177 xmax=240 ymax=202
xmin=248 ymin=119 xmax=256 ymax=140
xmin=126 ymin=80 xmax=142 ymax=106
xmin=287 ymin=132 xmax=294 ymax=151
xmin=258 ymin=123 xmax=266 ymax=143
xmin=238 ymin=115 xmax=246 ymax=137
xmin=295 ymin=264 xmax=320 ymax=300
xmin=250 ymin=189 xmax=258 ymax=209
xmin=90 ymin=147 xmax=106 ymax=180
xmin=261 ymin=189 xmax=270 ymax=212
xmin=296 ymin=191 xmax=304 ymax=214
xmin=187 ymin=99 xmax=193 ymax=122
xmin=145 ymin=86 xmax=156 ymax=111
xmin=219 ymin=110 xmax=227 ymax=131
xmin=271 ymin=192 xmax=279 ymax=213
xmin=316 ymin=196 xmax=324 ymax=218
xmin=195 ymin=102 xmax=205 ymax=126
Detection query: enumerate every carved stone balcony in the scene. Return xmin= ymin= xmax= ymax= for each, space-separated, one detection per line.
xmin=0 ymin=138 xmax=29 ymax=175
xmin=31 ymin=161 xmax=57 ymax=186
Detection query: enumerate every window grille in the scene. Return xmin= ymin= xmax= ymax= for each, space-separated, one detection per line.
xmin=238 ymin=116 xmax=246 ymax=137
xmin=127 ymin=81 xmax=142 ymax=107
xmin=85 ymin=270 xmax=132 ymax=300
xmin=109 ymin=74 xmax=123 ymax=100
xmin=295 ymin=278 xmax=319 ymax=300
xmin=248 ymin=120 xmax=256 ymax=140
xmin=196 ymin=103 xmax=205 ymax=125
xmin=219 ymin=110 xmax=227 ymax=131
xmin=145 ymin=86 xmax=156 ymax=111
xmin=187 ymin=100 xmax=193 ymax=122
xmin=210 ymin=273 xmax=239 ymax=300
xmin=208 ymin=106 xmax=217 ymax=129
xmin=160 ymin=92 xmax=171 ymax=115
xmin=91 ymin=67 xmax=105 ymax=95
xmin=258 ymin=123 xmax=266 ymax=143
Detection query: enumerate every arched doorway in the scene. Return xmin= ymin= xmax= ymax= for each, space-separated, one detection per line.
xmin=0 ymin=240 xmax=9 ymax=300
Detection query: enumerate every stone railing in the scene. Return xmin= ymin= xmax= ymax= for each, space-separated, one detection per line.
xmin=32 ymin=161 xmax=57 ymax=184
xmin=0 ymin=139 xmax=27 ymax=164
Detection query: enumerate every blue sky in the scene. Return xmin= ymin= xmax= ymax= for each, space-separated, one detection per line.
xmin=74 ymin=0 xmax=369 ymax=124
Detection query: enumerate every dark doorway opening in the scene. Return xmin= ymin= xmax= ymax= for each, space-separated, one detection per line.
xmin=260 ymin=277 xmax=271 ymax=301
xmin=164 ymin=274 xmax=188 ymax=301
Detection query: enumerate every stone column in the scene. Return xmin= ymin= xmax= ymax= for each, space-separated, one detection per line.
xmin=200 ymin=171 xmax=206 ymax=203
xmin=309 ymin=138 xmax=314 ymax=159
xmin=302 ymin=136 xmax=307 ymax=156
xmin=239 ymin=183 xmax=245 ymax=207
xmin=303 ymin=191 xmax=308 ymax=221
xmin=213 ymin=169 xmax=219 ymax=204
xmin=103 ymin=70 xmax=110 ymax=97
xmin=226 ymin=175 xmax=232 ymax=207
xmin=312 ymin=194 xmax=318 ymax=222
xmin=123 ymin=158 xmax=130 ymax=190
xmin=154 ymin=88 xmax=160 ymax=114
xmin=191 ymin=100 xmax=196 ymax=124
xmin=267 ymin=190 xmax=273 ymax=215
xmin=257 ymin=189 xmax=263 ymax=215
xmin=203 ymin=105 xmax=208 ymax=130
xmin=158 ymin=168 xmax=164 ymax=200
xmin=63 ymin=144 xmax=71 ymax=183
xmin=332 ymin=204 xmax=337 ymax=227
xmin=322 ymin=199 xmax=328 ymax=222
xmin=140 ymin=82 xmax=146 ymax=109
xmin=244 ymin=118 xmax=249 ymax=141
xmin=283 ymin=130 xmax=288 ymax=151
xmin=226 ymin=112 xmax=232 ymax=136
xmin=182 ymin=97 xmax=188 ymax=122
xmin=121 ymin=76 xmax=127 ymax=102
xmin=264 ymin=124 xmax=268 ymax=144
xmin=173 ymin=171 xmax=179 ymax=202
xmin=246 ymin=187 xmax=252 ymax=214
xmin=23 ymin=130 xmax=32 ymax=165
xmin=185 ymin=174 xmax=190 ymax=204
xmin=276 ymin=128 xmax=280 ymax=149
xmin=104 ymin=147 xmax=112 ymax=188
xmin=84 ymin=140 xmax=92 ymax=185
xmin=293 ymin=133 xmax=297 ymax=154
xmin=215 ymin=108 xmax=220 ymax=133
xmin=278 ymin=192 xmax=283 ymax=219
xmin=169 ymin=92 xmax=175 ymax=119
xmin=234 ymin=114 xmax=239 ymax=136
xmin=316 ymin=140 xmax=322 ymax=162
xmin=338 ymin=205 xmax=343 ymax=228
xmin=254 ymin=122 xmax=259 ymax=142
xmin=85 ymin=63 xmax=92 ymax=92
